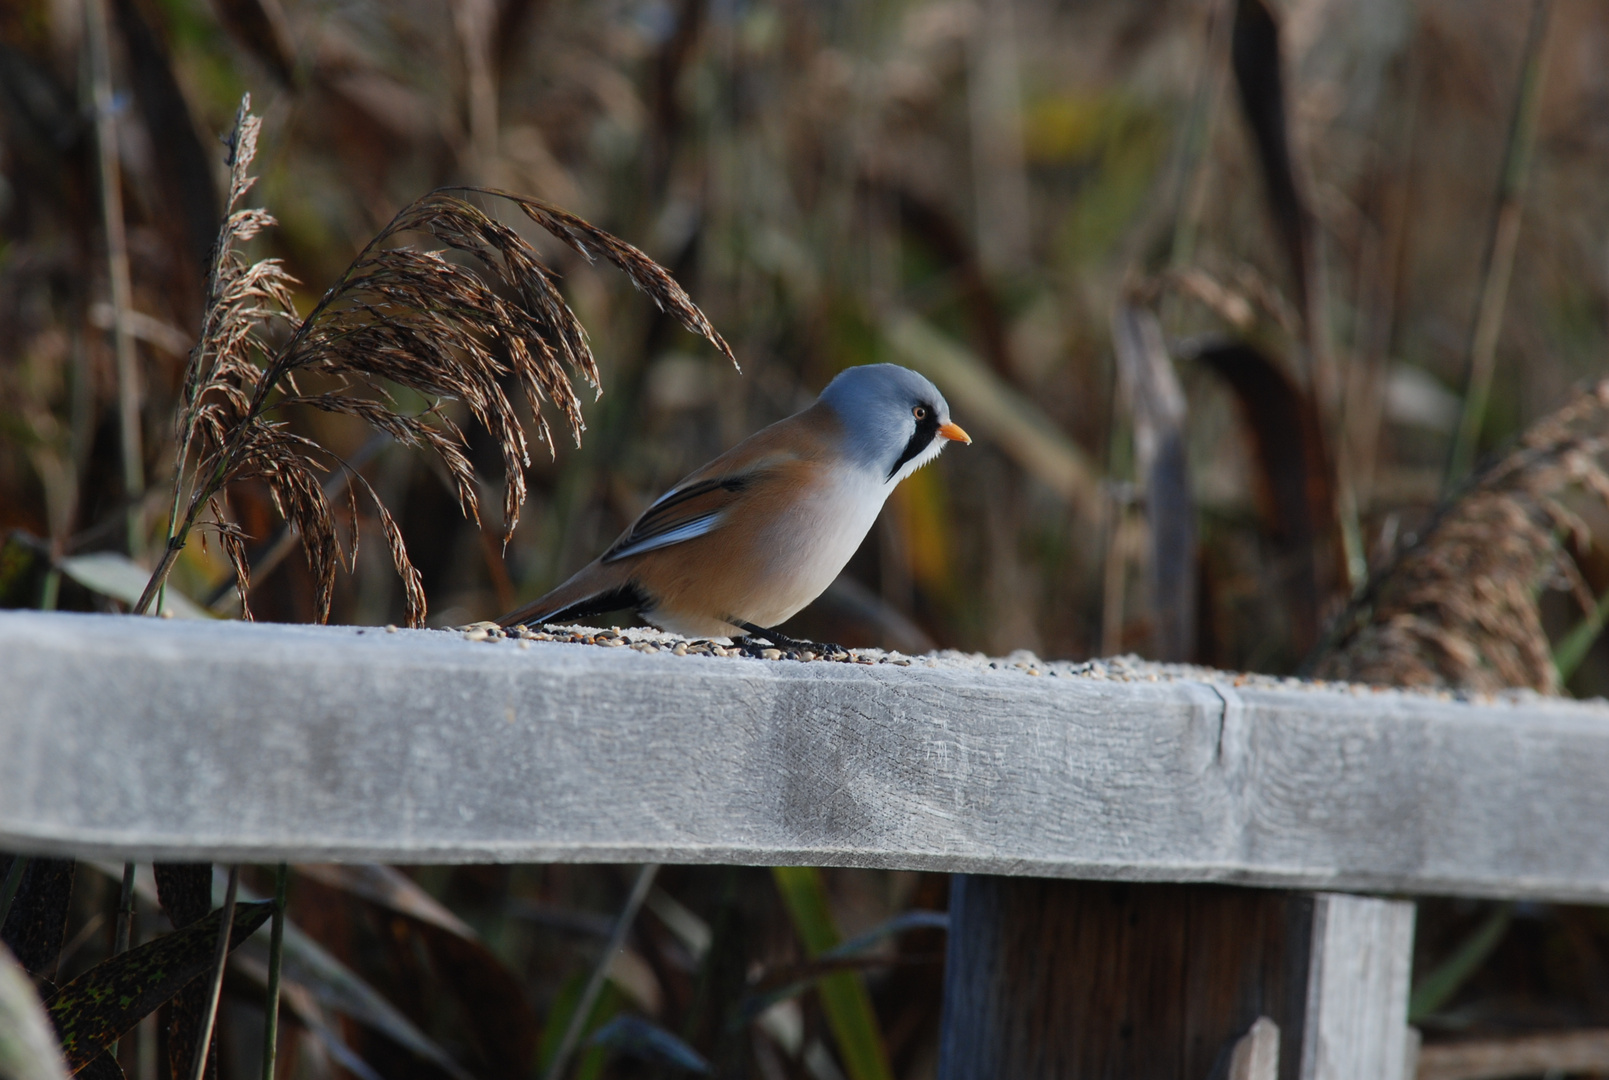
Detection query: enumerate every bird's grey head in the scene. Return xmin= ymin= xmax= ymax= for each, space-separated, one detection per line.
xmin=817 ymin=364 xmax=969 ymax=484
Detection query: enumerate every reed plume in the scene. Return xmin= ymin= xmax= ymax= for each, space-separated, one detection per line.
xmin=135 ymin=95 xmax=733 ymax=626
xmin=1313 ymin=379 xmax=1609 ymax=694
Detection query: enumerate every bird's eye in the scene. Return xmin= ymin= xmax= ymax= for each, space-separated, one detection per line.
xmin=913 ymin=405 xmax=928 ymax=421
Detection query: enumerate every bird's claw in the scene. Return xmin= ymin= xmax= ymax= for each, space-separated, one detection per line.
xmin=735 ymin=622 xmax=850 ymax=661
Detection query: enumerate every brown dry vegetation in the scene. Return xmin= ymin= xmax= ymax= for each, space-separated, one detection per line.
xmin=9 ymin=0 xmax=1609 ymax=1077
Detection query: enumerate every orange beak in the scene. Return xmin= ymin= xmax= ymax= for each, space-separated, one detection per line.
xmin=938 ymin=421 xmax=972 ymax=445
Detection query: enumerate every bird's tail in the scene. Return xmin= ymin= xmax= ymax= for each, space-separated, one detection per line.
xmin=496 ymin=561 xmax=647 ymax=628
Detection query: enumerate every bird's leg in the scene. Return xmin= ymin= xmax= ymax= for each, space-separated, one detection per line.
xmin=734 ymin=622 xmax=848 ymax=659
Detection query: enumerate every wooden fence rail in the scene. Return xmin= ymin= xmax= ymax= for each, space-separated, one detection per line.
xmin=4 ymin=610 xmax=1607 ymax=1079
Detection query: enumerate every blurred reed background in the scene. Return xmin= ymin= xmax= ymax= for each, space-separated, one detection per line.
xmin=8 ymin=0 xmax=1609 ymax=1077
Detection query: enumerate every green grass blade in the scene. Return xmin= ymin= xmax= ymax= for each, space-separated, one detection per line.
xmin=770 ymin=867 xmax=893 ymax=1080
xmin=1408 ymin=902 xmax=1514 ymax=1021
xmin=541 ymin=863 xmax=657 ymax=1080
xmin=1555 ymin=586 xmax=1609 ymax=683
xmin=534 ymin=973 xmax=620 ymax=1079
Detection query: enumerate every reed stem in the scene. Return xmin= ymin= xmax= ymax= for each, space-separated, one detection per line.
xmin=1445 ymin=0 xmax=1551 ymax=489
xmin=542 ymin=863 xmax=659 ymax=1080
xmin=260 ymin=865 xmax=287 ymax=1080
xmin=115 ymin=862 xmax=136 ymax=954
xmin=109 ymin=862 xmax=136 ymax=1062
xmin=189 ymin=866 xmax=239 ymax=1080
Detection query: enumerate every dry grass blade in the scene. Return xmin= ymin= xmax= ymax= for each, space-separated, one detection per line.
xmin=470 ymin=186 xmax=738 ymax=372
xmin=1444 ymin=0 xmax=1552 ymax=490
xmin=1313 ymin=380 xmax=1609 ymax=694
xmin=136 ymin=96 xmax=730 ymax=626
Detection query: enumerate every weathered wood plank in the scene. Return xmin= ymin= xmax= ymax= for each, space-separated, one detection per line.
xmin=935 ymin=883 xmax=1413 ymax=1080
xmin=1301 ymin=895 xmax=1415 ymax=1080
xmin=1414 ymin=1029 xmax=1609 ymax=1080
xmin=1228 ymin=1018 xmax=1281 ymax=1080
xmin=3 ymin=611 xmax=1609 ymax=901
xmin=935 ymin=879 xmax=1314 ymax=1079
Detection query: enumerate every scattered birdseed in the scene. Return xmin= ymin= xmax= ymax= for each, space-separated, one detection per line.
xmin=424 ymin=621 xmax=1576 ymax=704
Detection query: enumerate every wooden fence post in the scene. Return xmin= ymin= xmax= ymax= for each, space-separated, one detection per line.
xmin=937 ymin=877 xmax=1414 ymax=1080
xmin=1300 ymin=893 xmax=1416 ymax=1080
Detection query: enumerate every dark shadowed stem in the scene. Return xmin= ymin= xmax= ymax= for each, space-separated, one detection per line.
xmin=190 ymin=865 xmax=239 ymax=1080
xmin=0 ymin=856 xmax=29 ymax=930
xmin=260 ymin=864 xmax=288 ymax=1080
xmin=135 ymin=536 xmax=188 ymax=616
xmin=110 ymin=862 xmax=135 ymax=1060
xmin=85 ymin=0 xmax=145 ymax=556
xmin=542 ymin=863 xmax=660 ymax=1080
xmin=1445 ymin=0 xmax=1551 ymax=489
xmin=115 ymin=862 xmax=135 ymax=953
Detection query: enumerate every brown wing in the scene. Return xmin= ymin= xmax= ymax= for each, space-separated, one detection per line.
xmin=600 ymin=473 xmax=758 ymax=562
xmin=597 ymin=401 xmax=843 ymax=563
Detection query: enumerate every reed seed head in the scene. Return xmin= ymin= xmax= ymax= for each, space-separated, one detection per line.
xmin=155 ymin=96 xmax=732 ymax=627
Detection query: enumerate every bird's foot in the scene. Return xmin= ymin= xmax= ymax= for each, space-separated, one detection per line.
xmin=735 ymin=623 xmax=850 ymax=661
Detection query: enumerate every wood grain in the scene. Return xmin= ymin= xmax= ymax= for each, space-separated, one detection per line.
xmin=3 ymin=611 xmax=1608 ymax=903
xmin=1302 ymin=895 xmax=1414 ymax=1080
xmin=936 ymin=883 xmax=1412 ymax=1079
xmin=936 ymin=879 xmax=1314 ymax=1079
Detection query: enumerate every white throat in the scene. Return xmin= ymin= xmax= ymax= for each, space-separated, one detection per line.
xmin=887 ymin=435 xmax=949 ymax=487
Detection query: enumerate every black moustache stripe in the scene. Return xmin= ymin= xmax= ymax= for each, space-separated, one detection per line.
xmin=887 ymin=412 xmax=941 ymax=481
